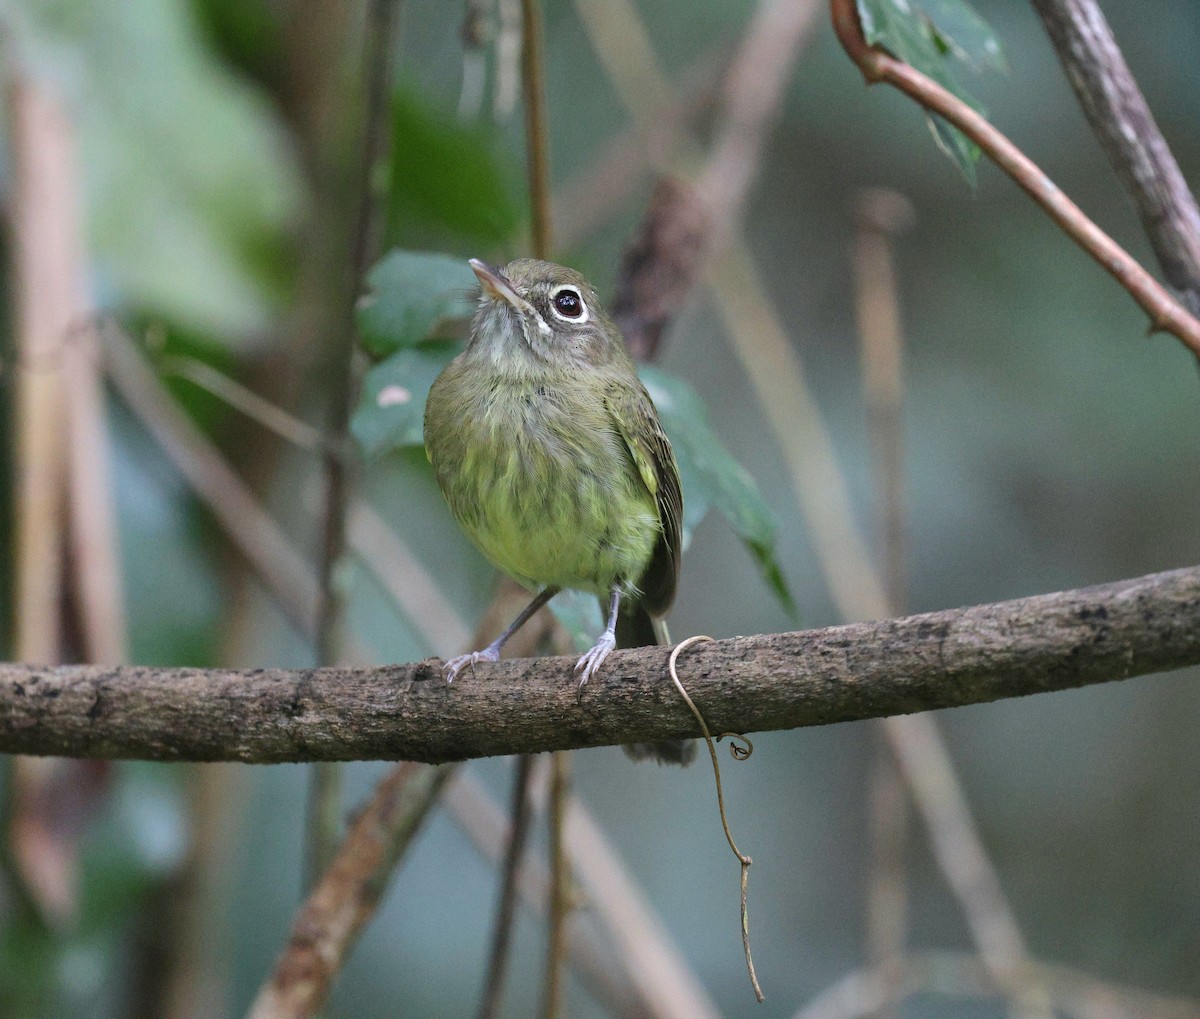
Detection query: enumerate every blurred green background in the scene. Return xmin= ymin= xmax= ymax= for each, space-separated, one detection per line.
xmin=1 ymin=0 xmax=1199 ymax=1016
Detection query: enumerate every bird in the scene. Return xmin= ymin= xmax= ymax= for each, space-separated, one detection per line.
xmin=423 ymin=257 xmax=694 ymax=764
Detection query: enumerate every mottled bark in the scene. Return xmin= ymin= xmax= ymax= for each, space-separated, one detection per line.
xmin=1031 ymin=0 xmax=1200 ymax=316
xmin=1 ymin=566 xmax=1197 ymax=764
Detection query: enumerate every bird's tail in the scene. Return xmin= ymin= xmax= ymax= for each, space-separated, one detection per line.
xmin=616 ymin=604 xmax=697 ymax=766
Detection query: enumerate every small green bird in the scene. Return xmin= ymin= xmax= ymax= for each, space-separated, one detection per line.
xmin=424 ymin=257 xmax=693 ymax=764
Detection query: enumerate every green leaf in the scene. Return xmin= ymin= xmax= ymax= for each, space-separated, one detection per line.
xmin=11 ymin=0 xmax=301 ymax=340
xmin=351 ymin=341 xmax=459 ymax=456
xmin=387 ymin=87 xmax=523 ymax=247
xmin=917 ymin=0 xmax=1006 ymax=72
xmin=358 ymin=250 xmax=478 ymax=357
xmin=640 ymin=367 xmax=798 ymax=620
xmin=856 ymin=0 xmax=1004 ymax=183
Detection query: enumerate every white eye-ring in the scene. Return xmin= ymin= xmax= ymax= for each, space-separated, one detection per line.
xmin=549 ymin=285 xmax=589 ymax=324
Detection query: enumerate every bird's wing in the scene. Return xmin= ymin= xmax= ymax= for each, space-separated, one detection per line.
xmin=605 ymin=381 xmax=683 ymax=616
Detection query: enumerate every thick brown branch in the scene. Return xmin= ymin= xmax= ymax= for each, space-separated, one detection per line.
xmin=1031 ymin=0 xmax=1200 ymax=317
xmin=0 ymin=567 xmax=1196 ymax=764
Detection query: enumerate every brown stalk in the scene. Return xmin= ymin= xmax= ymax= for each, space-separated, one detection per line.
xmin=541 ymin=751 xmax=572 ymax=1019
xmin=3 ymin=563 xmax=1199 ymax=763
xmin=104 ymin=327 xmax=319 ymax=637
xmin=7 ymin=78 xmax=70 ymax=669
xmin=852 ymin=190 xmax=1053 ymax=1017
xmin=5 ymin=75 xmax=120 ymax=932
xmin=447 ymin=771 xmax=669 ymax=1018
xmin=828 ymin=0 xmax=1200 ymax=359
xmin=852 ymin=189 xmax=913 ymax=1019
xmin=477 ymin=756 xmax=538 ymax=1019
xmin=246 ymin=762 xmax=455 ymax=1019
xmin=521 ymin=0 xmax=552 ymax=258
xmin=306 ymin=0 xmax=401 ymax=889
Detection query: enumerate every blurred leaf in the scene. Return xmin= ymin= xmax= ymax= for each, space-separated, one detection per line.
xmin=388 ymin=87 xmax=522 ymax=246
xmin=190 ymin=0 xmax=285 ymax=89
xmin=640 ymin=367 xmax=798 ymax=620
xmin=352 ymin=341 xmax=459 ymax=456
xmin=7 ymin=759 xmax=112 ymax=927
xmin=8 ymin=0 xmax=301 ymax=339
xmin=856 ymin=0 xmax=1005 ymax=183
xmin=358 ymin=250 xmax=477 ymax=357
xmin=917 ymin=0 xmax=1006 ymax=72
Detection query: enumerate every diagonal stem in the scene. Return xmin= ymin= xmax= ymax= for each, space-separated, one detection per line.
xmin=828 ymin=0 xmax=1200 ymax=359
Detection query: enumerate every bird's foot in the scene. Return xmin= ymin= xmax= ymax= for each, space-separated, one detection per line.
xmin=443 ymin=646 xmax=500 ymax=683
xmin=575 ymin=630 xmax=617 ymax=688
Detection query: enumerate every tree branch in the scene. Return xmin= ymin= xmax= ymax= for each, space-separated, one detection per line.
xmin=1 ymin=566 xmax=1197 ymax=763
xmin=828 ymin=0 xmax=1200 ymax=359
xmin=1031 ymin=0 xmax=1200 ymax=317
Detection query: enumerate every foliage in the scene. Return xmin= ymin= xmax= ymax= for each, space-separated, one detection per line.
xmin=856 ymin=0 xmax=1004 ymax=182
xmin=1 ymin=0 xmax=300 ymax=339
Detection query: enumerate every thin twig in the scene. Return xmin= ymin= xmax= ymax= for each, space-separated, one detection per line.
xmin=520 ymin=0 xmax=551 ymax=257
xmin=447 ymin=773 xmax=661 ymax=1018
xmin=1031 ymin=0 xmax=1200 ymax=318
xmin=517 ymin=6 xmax=573 ymax=1014
xmin=163 ymin=357 xmax=326 ymax=453
xmin=551 ymin=55 xmax=727 ymax=253
xmin=853 ymin=189 xmax=914 ymax=1018
xmin=541 ymin=751 xmax=572 ymax=1019
xmin=104 ymin=326 xmax=319 ymax=638
xmin=555 ymin=785 xmax=724 ymax=1019
xmin=494 ymin=0 xmax=521 ymax=118
xmin=850 ymin=186 xmax=1052 ymax=1018
xmin=854 ymin=189 xmax=914 ymax=617
xmin=307 ymin=0 xmax=400 ymax=889
xmin=478 ymin=755 xmax=538 ymax=1019
xmin=883 ymin=716 xmax=1055 ymax=1018
xmin=346 ymin=499 xmax=472 ymax=656
xmin=828 ymin=0 xmax=1200 ymax=358
xmin=695 ymin=0 xmax=824 ymax=242
xmin=64 ymin=321 xmax=129 ymax=665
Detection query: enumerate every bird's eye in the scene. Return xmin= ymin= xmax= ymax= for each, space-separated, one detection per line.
xmin=550 ymin=287 xmax=586 ymax=322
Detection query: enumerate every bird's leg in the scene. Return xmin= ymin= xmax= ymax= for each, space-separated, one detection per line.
xmin=443 ymin=586 xmax=560 ymax=683
xmin=576 ymin=585 xmax=621 ymax=687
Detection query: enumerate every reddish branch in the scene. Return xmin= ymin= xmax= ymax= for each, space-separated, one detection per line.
xmin=828 ymin=0 xmax=1200 ymax=359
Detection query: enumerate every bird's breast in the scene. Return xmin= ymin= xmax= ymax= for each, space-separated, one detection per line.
xmin=425 ymin=368 xmax=659 ymax=592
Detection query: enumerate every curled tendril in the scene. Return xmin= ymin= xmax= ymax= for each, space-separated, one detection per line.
xmin=718 ymin=733 xmax=754 ymax=761
xmin=667 ymin=634 xmax=764 ymax=1003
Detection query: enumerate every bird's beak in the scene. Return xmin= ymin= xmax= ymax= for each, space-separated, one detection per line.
xmin=469 ymin=258 xmax=534 ymax=315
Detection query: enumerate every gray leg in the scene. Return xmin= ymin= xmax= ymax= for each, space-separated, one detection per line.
xmin=575 ymin=585 xmax=621 ymax=687
xmin=443 ymin=587 xmax=559 ymax=683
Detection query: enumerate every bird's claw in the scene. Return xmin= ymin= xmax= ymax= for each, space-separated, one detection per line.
xmin=574 ymin=631 xmax=617 ymax=688
xmin=443 ymin=647 xmax=500 ymax=684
